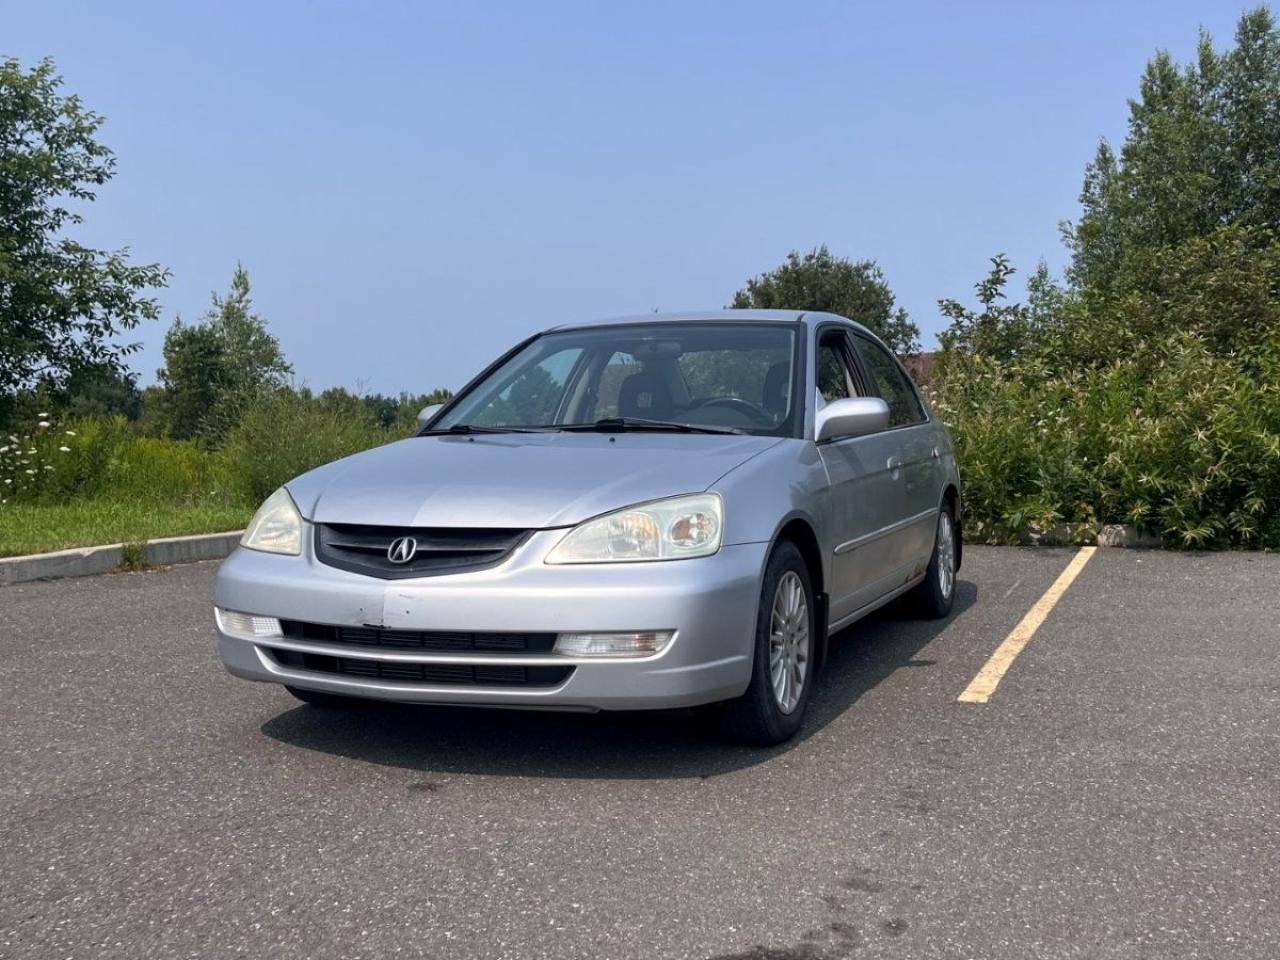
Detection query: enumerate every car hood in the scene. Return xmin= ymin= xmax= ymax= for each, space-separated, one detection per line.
xmin=286 ymin=432 xmax=782 ymax=529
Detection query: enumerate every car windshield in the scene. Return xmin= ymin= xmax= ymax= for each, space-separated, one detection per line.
xmin=434 ymin=323 xmax=801 ymax=437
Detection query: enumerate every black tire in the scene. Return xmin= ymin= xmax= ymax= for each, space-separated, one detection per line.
xmin=904 ymin=502 xmax=958 ymax=619
xmin=284 ymin=685 xmax=358 ymax=708
xmin=717 ymin=540 xmax=816 ymax=746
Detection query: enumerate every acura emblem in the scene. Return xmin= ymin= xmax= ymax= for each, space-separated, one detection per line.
xmin=387 ymin=536 xmax=418 ymax=564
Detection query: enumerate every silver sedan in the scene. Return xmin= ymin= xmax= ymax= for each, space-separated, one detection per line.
xmin=214 ymin=311 xmax=962 ymax=744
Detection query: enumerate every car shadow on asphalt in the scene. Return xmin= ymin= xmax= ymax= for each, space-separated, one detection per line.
xmin=259 ymin=580 xmax=978 ymax=780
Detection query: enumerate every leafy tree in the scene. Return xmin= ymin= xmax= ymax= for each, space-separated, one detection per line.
xmin=1064 ymin=7 xmax=1280 ymax=291
xmin=731 ymin=246 xmax=921 ymax=356
xmin=354 ymin=389 xmax=452 ymax=429
xmin=9 ymin=360 xmax=142 ymax=424
xmin=937 ymin=255 xmax=1034 ymax=363
xmin=51 ymin=361 xmax=142 ymax=420
xmin=0 ymin=57 xmax=167 ymax=427
xmin=155 ymin=265 xmax=292 ymax=440
xmin=155 ymin=322 xmax=228 ymax=439
xmin=1061 ymin=224 xmax=1280 ymax=371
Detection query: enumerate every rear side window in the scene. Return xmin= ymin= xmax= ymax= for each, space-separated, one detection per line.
xmin=853 ymin=336 xmax=926 ymax=427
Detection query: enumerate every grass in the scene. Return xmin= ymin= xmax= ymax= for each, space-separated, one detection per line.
xmin=0 ymin=500 xmax=252 ymax=558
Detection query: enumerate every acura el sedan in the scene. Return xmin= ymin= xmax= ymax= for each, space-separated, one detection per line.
xmin=215 ymin=311 xmax=961 ymax=744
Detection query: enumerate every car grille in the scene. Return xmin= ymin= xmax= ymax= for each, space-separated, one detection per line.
xmin=314 ymin=523 xmax=530 ymax=579
xmin=279 ymin=620 xmax=557 ymax=654
xmin=267 ymin=648 xmax=572 ymax=687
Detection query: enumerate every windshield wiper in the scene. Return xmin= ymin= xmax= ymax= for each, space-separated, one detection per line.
xmin=419 ymin=423 xmax=538 ymax=436
xmin=556 ymin=417 xmax=745 ymax=435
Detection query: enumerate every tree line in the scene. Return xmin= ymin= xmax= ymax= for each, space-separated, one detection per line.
xmin=4 ymin=6 xmax=1279 ymax=545
xmin=0 ymin=53 xmax=917 ymax=442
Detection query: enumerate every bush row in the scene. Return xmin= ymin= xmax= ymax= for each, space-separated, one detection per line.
xmin=5 ymin=338 xmax=1277 ymax=550
xmin=931 ymin=333 xmax=1280 ymax=550
xmin=1 ymin=389 xmax=414 ymax=510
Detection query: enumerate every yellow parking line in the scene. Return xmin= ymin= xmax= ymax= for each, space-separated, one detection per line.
xmin=958 ymin=546 xmax=1097 ymax=704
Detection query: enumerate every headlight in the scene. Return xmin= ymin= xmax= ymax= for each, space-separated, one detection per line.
xmin=240 ymin=487 xmax=303 ymax=555
xmin=545 ymin=493 xmax=723 ymax=563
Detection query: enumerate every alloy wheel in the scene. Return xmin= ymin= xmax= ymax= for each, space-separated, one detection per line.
xmin=768 ymin=570 xmax=810 ymax=714
xmin=937 ymin=511 xmax=956 ymax=600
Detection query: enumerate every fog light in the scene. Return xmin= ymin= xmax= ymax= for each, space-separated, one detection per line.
xmin=216 ymin=608 xmax=283 ymax=640
xmin=553 ymin=631 xmax=674 ymax=658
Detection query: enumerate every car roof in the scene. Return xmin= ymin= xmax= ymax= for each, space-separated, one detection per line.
xmin=547 ymin=309 xmax=879 ymax=339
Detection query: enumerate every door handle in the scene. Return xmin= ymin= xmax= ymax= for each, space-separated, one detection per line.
xmin=886 ymin=456 xmax=902 ymax=477
xmin=931 ymin=447 xmax=940 ymax=460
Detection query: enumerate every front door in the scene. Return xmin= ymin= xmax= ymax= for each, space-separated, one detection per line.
xmin=815 ymin=329 xmax=908 ymax=624
xmin=852 ymin=333 xmax=942 ymax=572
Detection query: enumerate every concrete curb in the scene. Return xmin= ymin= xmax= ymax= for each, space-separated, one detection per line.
xmin=0 ymin=530 xmax=244 ymax=587
xmin=143 ymin=531 xmax=244 ymax=566
xmin=1096 ymin=524 xmax=1165 ymax=549
xmin=1032 ymin=523 xmax=1164 ymax=549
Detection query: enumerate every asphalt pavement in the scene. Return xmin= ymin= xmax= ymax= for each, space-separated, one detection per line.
xmin=2 ymin=546 xmax=1277 ymax=959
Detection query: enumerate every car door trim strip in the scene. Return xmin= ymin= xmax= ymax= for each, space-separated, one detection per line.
xmin=833 ymin=508 xmax=938 ymax=556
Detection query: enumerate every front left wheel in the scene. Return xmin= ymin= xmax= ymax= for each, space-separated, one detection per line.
xmin=716 ymin=540 xmax=816 ymax=746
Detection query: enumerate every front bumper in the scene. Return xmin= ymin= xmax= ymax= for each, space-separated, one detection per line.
xmin=213 ymin=529 xmax=768 ymax=710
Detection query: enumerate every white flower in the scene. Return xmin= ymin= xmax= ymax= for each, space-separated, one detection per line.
xmin=59 ymin=445 xmax=71 ymax=452
xmin=25 ymin=469 xmax=36 ymax=475
xmin=37 ymin=412 xmax=48 ymax=418
xmin=3 ymin=479 xmax=10 ymax=485
xmin=65 ymin=430 xmax=76 ymax=437
xmin=0 ymin=446 xmax=8 ymax=454
xmin=38 ymin=421 xmax=51 ymax=428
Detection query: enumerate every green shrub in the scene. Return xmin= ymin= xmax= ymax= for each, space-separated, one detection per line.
xmin=932 ymin=331 xmax=1280 ymax=548
xmin=218 ymin=389 xmax=397 ymax=503
xmin=2 ymin=390 xmax=423 ymax=519
xmin=10 ymin=416 xmax=228 ymax=506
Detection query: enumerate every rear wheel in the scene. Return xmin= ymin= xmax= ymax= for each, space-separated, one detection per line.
xmin=284 ymin=685 xmax=358 ymax=708
xmin=904 ymin=503 xmax=957 ymax=619
xmin=717 ymin=540 xmax=815 ymax=746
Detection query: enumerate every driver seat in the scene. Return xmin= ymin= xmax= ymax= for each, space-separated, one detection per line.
xmin=616 ymin=370 xmax=673 ymax=419
xmin=762 ymin=361 xmax=790 ymax=417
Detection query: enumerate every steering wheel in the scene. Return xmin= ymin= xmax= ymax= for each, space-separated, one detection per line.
xmin=686 ymin=396 xmax=776 ymax=427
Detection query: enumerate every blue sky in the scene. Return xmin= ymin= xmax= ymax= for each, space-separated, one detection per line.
xmin=7 ymin=1 xmax=1257 ymax=394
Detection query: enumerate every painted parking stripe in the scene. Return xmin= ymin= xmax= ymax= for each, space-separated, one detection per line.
xmin=957 ymin=546 xmax=1097 ymax=704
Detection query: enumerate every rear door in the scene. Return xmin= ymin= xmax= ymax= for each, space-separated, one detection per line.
xmin=851 ymin=333 xmax=941 ymax=572
xmin=815 ymin=327 xmax=908 ymax=623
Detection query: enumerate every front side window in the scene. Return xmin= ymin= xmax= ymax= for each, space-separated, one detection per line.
xmin=816 ymin=333 xmax=853 ymax=403
xmin=436 ymin=323 xmax=802 ymax=437
xmin=854 ymin=335 xmax=926 ymax=427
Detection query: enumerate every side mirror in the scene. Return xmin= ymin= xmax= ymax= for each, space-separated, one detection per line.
xmin=416 ymin=403 xmax=443 ymax=430
xmin=816 ymin=397 xmax=890 ymax=442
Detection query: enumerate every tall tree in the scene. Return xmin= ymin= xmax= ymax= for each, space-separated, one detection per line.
xmin=0 ymin=57 xmax=166 ymax=425
xmin=1064 ymin=7 xmax=1280 ymax=291
xmin=156 ymin=265 xmax=292 ymax=440
xmin=731 ymin=246 xmax=921 ymax=356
